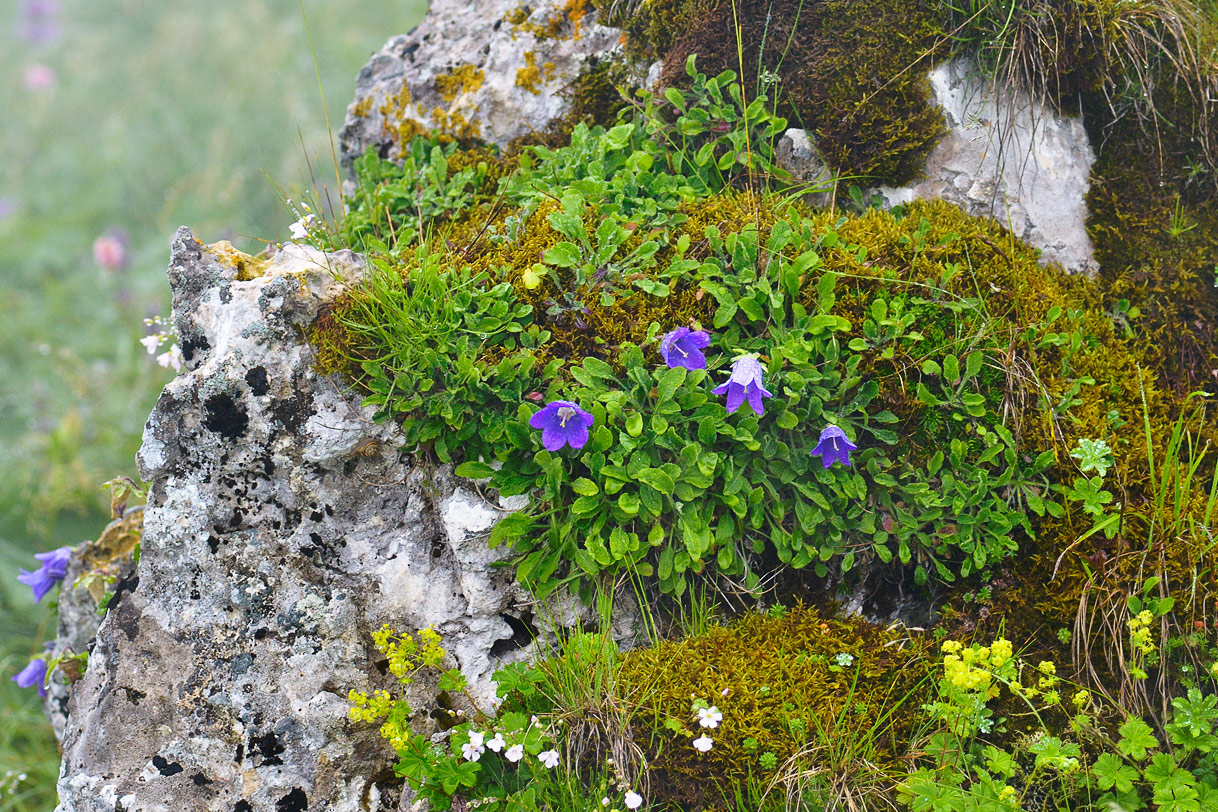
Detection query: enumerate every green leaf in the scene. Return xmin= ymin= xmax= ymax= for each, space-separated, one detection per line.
xmin=1118 ymin=717 xmax=1159 ymax=761
xmin=943 ymin=354 xmax=960 ymax=383
xmin=572 ymin=478 xmax=600 ymax=496
xmin=638 ymin=468 xmax=675 ymax=495
xmin=543 ymin=242 xmax=581 ymax=267
xmin=626 ymin=412 xmax=644 ymax=437
xmin=454 ymin=461 xmax=495 ymax=479
xmin=657 ymin=367 xmax=687 ymax=403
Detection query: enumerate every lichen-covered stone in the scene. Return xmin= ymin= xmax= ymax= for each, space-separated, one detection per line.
xmin=51 ymin=232 xmax=618 ymax=812
xmin=877 ymin=58 xmax=1098 ymax=274
xmin=338 ymin=0 xmax=622 ymax=168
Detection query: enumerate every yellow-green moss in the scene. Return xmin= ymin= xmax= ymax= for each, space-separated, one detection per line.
xmin=618 ymin=605 xmax=932 ymax=810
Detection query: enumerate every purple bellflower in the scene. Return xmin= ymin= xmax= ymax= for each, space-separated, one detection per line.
xmin=712 ymin=355 xmax=772 ymax=416
xmin=529 ymin=400 xmax=594 ymax=452
xmin=17 ymin=546 xmax=72 ymax=603
xmin=12 ymin=657 xmax=47 ymax=697
xmin=659 ymin=327 xmax=711 ymax=370
xmin=812 ymin=425 xmax=857 ymax=468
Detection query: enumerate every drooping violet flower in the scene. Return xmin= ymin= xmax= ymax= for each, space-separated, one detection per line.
xmin=712 ymin=355 xmax=772 ymax=416
xmin=17 ymin=546 xmax=71 ymax=603
xmin=528 ymin=400 xmax=594 ymax=451
xmin=16 ymin=0 xmax=60 ymax=44
xmin=811 ymin=425 xmax=857 ymax=469
xmin=659 ymin=327 xmax=710 ymax=370
xmin=12 ymin=657 xmax=47 ymax=697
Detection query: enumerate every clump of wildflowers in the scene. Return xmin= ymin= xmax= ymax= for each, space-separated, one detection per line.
xmin=712 ymin=354 xmax=771 ymax=416
xmin=529 ymin=400 xmax=594 ymax=451
xmin=17 ymin=546 xmax=71 ymax=603
xmin=140 ymin=316 xmax=183 ymax=373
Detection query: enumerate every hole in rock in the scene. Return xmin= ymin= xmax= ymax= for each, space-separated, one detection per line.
xmin=276 ymin=788 xmax=308 ymax=812
xmin=152 ymin=755 xmax=183 ymax=776
xmin=489 ymin=612 xmax=538 ymax=657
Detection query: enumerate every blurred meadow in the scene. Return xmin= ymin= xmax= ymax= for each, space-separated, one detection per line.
xmin=0 ymin=0 xmax=427 ymax=807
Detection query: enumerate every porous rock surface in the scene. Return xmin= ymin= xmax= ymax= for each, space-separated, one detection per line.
xmin=878 ymin=58 xmax=1098 ymax=274
xmin=338 ymin=0 xmax=622 ymax=166
xmin=51 ymin=232 xmax=599 ymax=812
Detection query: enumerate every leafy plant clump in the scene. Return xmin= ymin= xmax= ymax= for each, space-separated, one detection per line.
xmin=307 ymin=63 xmax=1089 ymax=602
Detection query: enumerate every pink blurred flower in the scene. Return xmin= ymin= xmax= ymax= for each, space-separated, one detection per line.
xmin=23 ymin=63 xmax=56 ymax=91
xmin=92 ymin=228 xmax=130 ymax=271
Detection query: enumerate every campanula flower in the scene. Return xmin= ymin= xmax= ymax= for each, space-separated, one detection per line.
xmin=17 ymin=546 xmax=71 ymax=603
xmin=811 ymin=425 xmax=857 ymax=468
xmin=529 ymin=400 xmax=594 ymax=451
xmin=659 ymin=327 xmax=710 ymax=370
xmin=712 ymin=355 xmax=772 ymax=416
xmin=12 ymin=657 xmax=47 ymax=697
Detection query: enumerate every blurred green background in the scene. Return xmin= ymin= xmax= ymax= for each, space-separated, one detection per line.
xmin=0 ymin=0 xmax=427 ymax=807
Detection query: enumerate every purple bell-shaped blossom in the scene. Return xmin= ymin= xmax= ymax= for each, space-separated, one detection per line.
xmin=529 ymin=400 xmax=594 ymax=451
xmin=659 ymin=327 xmax=711 ymax=370
xmin=811 ymin=425 xmax=857 ymax=468
xmin=17 ymin=546 xmax=72 ymax=603
xmin=12 ymin=657 xmax=48 ymax=697
xmin=712 ymin=355 xmax=772 ymax=416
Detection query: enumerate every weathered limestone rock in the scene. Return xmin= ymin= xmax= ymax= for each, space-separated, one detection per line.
xmin=338 ymin=0 xmax=622 ymax=167
xmin=51 ymin=232 xmax=619 ymax=812
xmin=877 ymin=58 xmax=1097 ymax=274
xmin=775 ymin=128 xmax=833 ymax=206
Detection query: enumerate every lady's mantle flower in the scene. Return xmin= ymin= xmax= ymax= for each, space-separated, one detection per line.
xmin=692 ymin=735 xmax=714 ymax=752
xmin=486 ymin=733 xmax=505 ymax=752
xmin=697 ymin=706 xmax=722 ymax=729
xmin=811 ymin=425 xmax=857 ymax=468
xmin=505 ymin=744 xmax=524 ymax=763
xmin=538 ymin=749 xmax=560 ymax=768
xmin=529 ymin=400 xmax=594 ymax=451
xmin=660 ymin=327 xmax=711 ymax=370
xmin=17 ymin=546 xmax=71 ymax=603
xmin=712 ymin=355 xmax=772 ymax=416
xmin=461 ymin=730 xmax=486 ymax=761
xmin=12 ymin=657 xmax=47 ymax=697
xmin=624 ymin=791 xmax=643 ymax=810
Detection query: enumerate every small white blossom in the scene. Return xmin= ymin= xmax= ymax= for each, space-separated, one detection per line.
xmin=289 ymin=214 xmax=316 ymax=241
xmin=157 ymin=344 xmax=183 ymax=372
xmin=538 ymin=749 xmax=560 ymax=768
xmin=697 ymin=706 xmax=722 ymax=729
xmin=692 ymin=735 xmax=714 ymax=752
xmin=467 ymin=730 xmax=485 ymax=748
xmin=461 ymin=742 xmax=483 ymax=761
xmin=721 ymin=688 xmax=730 ymax=697
xmin=505 ymin=744 xmax=524 ymax=763
xmin=601 ymin=798 xmax=610 ymax=806
xmin=486 ymin=733 xmax=505 ymax=752
xmin=624 ymin=791 xmax=643 ymax=810
xmin=140 ymin=335 xmax=162 ymax=354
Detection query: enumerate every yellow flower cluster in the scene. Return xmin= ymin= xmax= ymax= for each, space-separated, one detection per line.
xmin=371 ymin=624 xmax=447 ymax=682
xmin=1127 ymin=610 xmax=1155 ymax=655
xmin=940 ymin=638 xmax=1012 ymax=697
xmin=998 ymin=785 xmax=1017 ymax=804
xmin=348 ymin=689 xmax=393 ymax=723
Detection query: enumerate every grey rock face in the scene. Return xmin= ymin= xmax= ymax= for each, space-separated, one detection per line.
xmin=877 ymin=58 xmax=1097 ymax=274
xmin=52 ymin=232 xmax=581 ymax=812
xmin=775 ymin=128 xmax=833 ymax=206
xmin=338 ymin=0 xmax=622 ymax=168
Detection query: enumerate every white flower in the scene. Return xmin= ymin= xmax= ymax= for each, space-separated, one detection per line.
xmin=601 ymin=798 xmax=610 ymax=807
xmin=461 ymin=742 xmax=483 ymax=762
xmin=467 ymin=730 xmax=485 ymax=749
xmin=505 ymin=744 xmax=524 ymax=763
xmin=538 ymin=749 xmax=560 ymax=768
xmin=486 ymin=733 xmax=505 ymax=753
xmin=721 ymin=688 xmax=730 ymax=697
xmin=697 ymin=706 xmax=722 ymax=729
xmin=289 ymin=214 xmax=315 ymax=241
xmin=624 ymin=790 xmax=643 ymax=810
xmin=157 ymin=344 xmax=183 ymax=372
xmin=139 ymin=335 xmax=162 ymax=354
xmin=692 ymin=735 xmax=714 ymax=752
